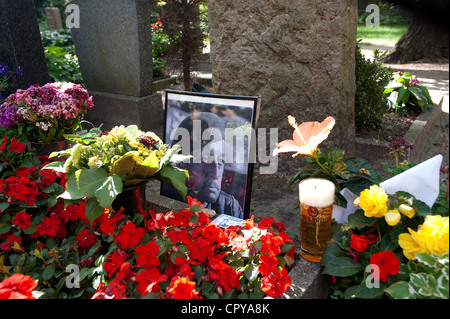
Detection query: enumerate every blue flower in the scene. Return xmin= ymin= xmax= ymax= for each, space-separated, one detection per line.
xmin=0 ymin=62 xmax=8 ymax=75
xmin=16 ymin=66 xmax=24 ymax=76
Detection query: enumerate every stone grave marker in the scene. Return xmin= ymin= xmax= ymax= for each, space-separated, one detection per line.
xmin=70 ymin=0 xmax=163 ymax=133
xmin=0 ymin=0 xmax=50 ymax=92
xmin=45 ymin=7 xmax=64 ymax=30
xmin=208 ymin=0 xmax=358 ymax=169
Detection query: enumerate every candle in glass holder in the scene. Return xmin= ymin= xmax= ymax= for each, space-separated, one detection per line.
xmin=299 ymin=178 xmax=335 ymax=262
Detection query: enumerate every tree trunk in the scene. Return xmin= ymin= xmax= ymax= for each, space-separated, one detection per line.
xmin=383 ymin=13 xmax=449 ymax=64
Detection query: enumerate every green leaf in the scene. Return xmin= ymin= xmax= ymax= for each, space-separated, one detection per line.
xmin=322 ymin=256 xmax=364 ymax=277
xmin=85 ymin=198 xmax=104 ymax=224
xmin=415 ymin=253 xmax=436 ymax=268
xmin=341 ymin=210 xmax=376 ymax=231
xmin=410 ymin=273 xmax=427 ymax=289
xmin=158 ymin=164 xmax=188 ymax=199
xmin=124 ymin=125 xmax=138 ymax=137
xmin=355 ymin=279 xmax=386 ymax=299
xmin=60 ymin=168 xmax=109 ymax=200
xmin=43 ymin=263 xmax=56 ymax=281
xmin=385 ymin=281 xmax=412 ymax=299
xmin=244 ymin=262 xmax=259 ymax=282
xmin=0 ymin=202 xmax=10 ymax=213
xmin=397 ymin=86 xmax=410 ymax=106
xmin=94 ymin=175 xmax=123 ymax=208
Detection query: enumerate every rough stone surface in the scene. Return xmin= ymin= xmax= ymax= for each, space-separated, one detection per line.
xmin=208 ymin=0 xmax=358 ymax=173
xmin=0 ymin=0 xmax=50 ymax=91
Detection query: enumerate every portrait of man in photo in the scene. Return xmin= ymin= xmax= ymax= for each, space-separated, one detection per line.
xmin=161 ymin=91 xmax=259 ymax=219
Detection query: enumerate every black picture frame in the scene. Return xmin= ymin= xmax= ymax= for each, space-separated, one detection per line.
xmin=161 ymin=90 xmax=260 ymax=220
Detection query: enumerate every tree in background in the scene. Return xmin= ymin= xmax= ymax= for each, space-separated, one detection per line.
xmin=150 ymin=0 xmax=207 ymax=91
xmin=384 ymin=0 xmax=449 ymax=63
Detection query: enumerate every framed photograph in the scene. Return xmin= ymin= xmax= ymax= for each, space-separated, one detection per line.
xmin=161 ymin=90 xmax=260 ymax=220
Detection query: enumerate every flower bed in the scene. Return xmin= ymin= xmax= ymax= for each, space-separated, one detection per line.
xmin=0 ymin=135 xmax=295 ymax=299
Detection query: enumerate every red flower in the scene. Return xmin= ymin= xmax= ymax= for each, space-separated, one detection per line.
xmin=9 ymin=138 xmax=26 ymax=153
xmin=0 ymin=136 xmax=8 ymax=151
xmin=36 ymin=216 xmax=61 ymax=238
xmin=261 ymin=267 xmax=291 ymax=298
xmin=114 ymin=221 xmax=145 ymax=250
xmin=202 ymin=224 xmax=228 ymax=246
xmin=257 ymin=217 xmax=274 ymax=230
xmin=167 ymin=276 xmax=200 ymax=299
xmin=76 ymin=228 xmax=98 ymax=249
xmin=136 ymin=241 xmax=160 ymax=269
xmin=100 ymin=209 xmax=125 ymax=235
xmin=350 ymin=234 xmax=369 ymax=253
xmin=370 ymin=251 xmax=401 ymax=283
xmin=243 ymin=215 xmax=255 ymax=229
xmin=260 ymin=232 xmax=284 ymax=256
xmin=187 ymin=236 xmax=214 ymax=264
xmin=12 ymin=211 xmax=32 ymax=229
xmin=208 ymin=255 xmax=241 ymax=293
xmin=0 ymin=234 xmax=23 ymax=251
xmin=38 ymin=169 xmax=58 ymax=189
xmin=0 ymin=273 xmax=38 ymax=299
xmin=258 ymin=254 xmax=279 ymax=277
xmin=103 ymin=250 xmax=129 ymax=278
xmin=136 ymin=268 xmax=167 ymax=297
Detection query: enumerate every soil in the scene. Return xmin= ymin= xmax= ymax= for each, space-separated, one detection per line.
xmin=355 ymin=106 xmax=420 ymax=142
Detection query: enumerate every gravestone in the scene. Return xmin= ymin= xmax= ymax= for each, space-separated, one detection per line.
xmin=208 ymin=0 xmax=358 ymax=173
xmin=45 ymin=7 xmax=64 ymax=30
xmin=0 ymin=0 xmax=50 ymax=92
xmin=70 ymin=0 xmax=163 ymax=133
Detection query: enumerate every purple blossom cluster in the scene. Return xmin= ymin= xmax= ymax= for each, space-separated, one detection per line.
xmin=0 ymin=82 xmax=93 ymax=139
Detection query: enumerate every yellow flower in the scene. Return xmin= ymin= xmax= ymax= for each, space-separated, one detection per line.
xmin=399 ymin=215 xmax=449 ymax=260
xmin=421 ymin=215 xmax=449 ymax=256
xmin=398 ymin=204 xmax=416 ymax=219
xmin=385 ymin=210 xmax=401 ymax=226
xmin=398 ymin=230 xmax=427 ymax=260
xmin=354 ymin=185 xmax=388 ymax=218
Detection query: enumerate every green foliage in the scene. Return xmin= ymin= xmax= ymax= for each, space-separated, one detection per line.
xmin=384 ymin=72 xmax=434 ymax=112
xmin=44 ymin=45 xmax=83 ymax=84
xmin=355 ymin=43 xmax=394 ymax=128
xmin=386 ymin=253 xmax=449 ymax=299
xmin=41 ymin=29 xmax=75 ymax=54
xmin=322 ymin=186 xmax=449 ymax=299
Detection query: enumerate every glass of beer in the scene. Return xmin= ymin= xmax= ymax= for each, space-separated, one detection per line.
xmin=299 ymin=178 xmax=335 ymax=263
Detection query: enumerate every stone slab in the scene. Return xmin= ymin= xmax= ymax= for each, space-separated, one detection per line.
xmin=84 ymin=90 xmax=164 ymax=133
xmin=45 ymin=7 xmax=64 ymax=30
xmin=284 ymin=240 xmax=330 ymax=299
xmin=70 ymin=0 xmax=154 ymax=97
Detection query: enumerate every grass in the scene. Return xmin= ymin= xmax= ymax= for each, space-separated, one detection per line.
xmin=357 ymin=25 xmax=409 ymax=47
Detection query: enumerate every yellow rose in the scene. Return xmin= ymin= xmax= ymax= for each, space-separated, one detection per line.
xmin=354 ymin=185 xmax=388 ymax=218
xmin=385 ymin=210 xmax=401 ymax=226
xmin=399 ymin=215 xmax=449 ymax=260
xmin=421 ymin=215 xmax=449 ymax=256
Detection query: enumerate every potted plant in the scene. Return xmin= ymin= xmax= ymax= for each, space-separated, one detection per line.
xmin=0 ymin=82 xmax=93 ymax=154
